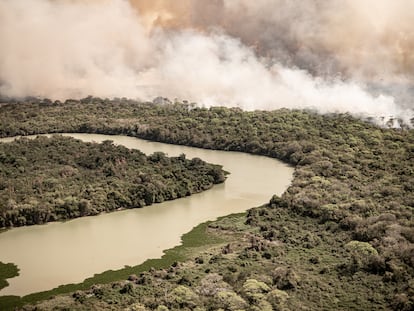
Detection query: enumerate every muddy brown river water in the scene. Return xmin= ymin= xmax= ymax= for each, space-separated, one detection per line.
xmin=0 ymin=134 xmax=294 ymax=296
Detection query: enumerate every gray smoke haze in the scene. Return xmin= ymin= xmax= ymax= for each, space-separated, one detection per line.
xmin=1 ymin=0 xmax=413 ymax=124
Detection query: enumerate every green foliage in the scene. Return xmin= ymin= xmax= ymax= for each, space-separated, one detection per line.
xmin=169 ymin=285 xmax=199 ymax=309
xmin=0 ymin=262 xmax=19 ymax=290
xmin=345 ymin=240 xmax=378 ymax=256
xmin=0 ymin=136 xmax=226 ymax=228
xmin=266 ymin=289 xmax=289 ymax=311
xmin=11 ymin=208 xmax=405 ymax=311
xmin=271 ymin=267 xmax=300 ymax=290
xmin=345 ymin=240 xmax=380 ymax=272
xmin=242 ymin=279 xmax=271 ymax=303
xmin=0 ymin=98 xmax=413 ymax=310
xmin=215 ymin=290 xmax=247 ymax=311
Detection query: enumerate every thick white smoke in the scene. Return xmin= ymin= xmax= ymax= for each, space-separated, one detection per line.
xmin=0 ymin=0 xmax=412 ymax=124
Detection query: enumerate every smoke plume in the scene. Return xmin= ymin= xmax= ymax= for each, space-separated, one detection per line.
xmin=0 ymin=0 xmax=413 ymax=124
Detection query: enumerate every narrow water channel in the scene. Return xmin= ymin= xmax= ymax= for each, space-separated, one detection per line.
xmin=0 ymin=134 xmax=294 ymax=296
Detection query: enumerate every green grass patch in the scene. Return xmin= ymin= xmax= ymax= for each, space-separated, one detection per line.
xmin=209 ymin=212 xmax=251 ymax=232
xmin=0 ymin=262 xmax=19 ymax=291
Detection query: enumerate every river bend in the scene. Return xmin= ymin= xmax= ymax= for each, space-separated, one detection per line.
xmin=0 ymin=134 xmax=294 ymax=296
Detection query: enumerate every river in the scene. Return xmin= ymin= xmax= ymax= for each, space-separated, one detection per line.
xmin=0 ymin=134 xmax=294 ymax=296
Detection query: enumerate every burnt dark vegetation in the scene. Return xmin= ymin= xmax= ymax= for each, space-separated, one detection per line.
xmin=0 ymin=97 xmax=413 ymax=310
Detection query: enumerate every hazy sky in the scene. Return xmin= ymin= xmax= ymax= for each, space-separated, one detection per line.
xmin=0 ymin=0 xmax=413 ymax=123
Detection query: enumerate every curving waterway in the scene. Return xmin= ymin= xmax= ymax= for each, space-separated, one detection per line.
xmin=0 ymin=134 xmax=294 ymax=296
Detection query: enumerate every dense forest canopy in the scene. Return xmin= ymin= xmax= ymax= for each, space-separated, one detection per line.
xmin=0 ymin=135 xmax=226 ymax=228
xmin=0 ymin=98 xmax=413 ymax=310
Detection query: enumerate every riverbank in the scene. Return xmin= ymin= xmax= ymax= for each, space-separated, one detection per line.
xmin=0 ymin=213 xmax=243 ymax=310
xmin=0 ymin=262 xmax=18 ymax=292
xmin=0 ymin=135 xmax=227 ymax=228
xmin=0 ymin=133 xmax=292 ymax=301
xmin=1 ymin=99 xmax=413 ymax=310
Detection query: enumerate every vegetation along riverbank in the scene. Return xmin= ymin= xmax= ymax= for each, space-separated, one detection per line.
xmin=0 ymin=135 xmax=226 ymax=228
xmin=0 ymin=97 xmax=413 ymax=310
